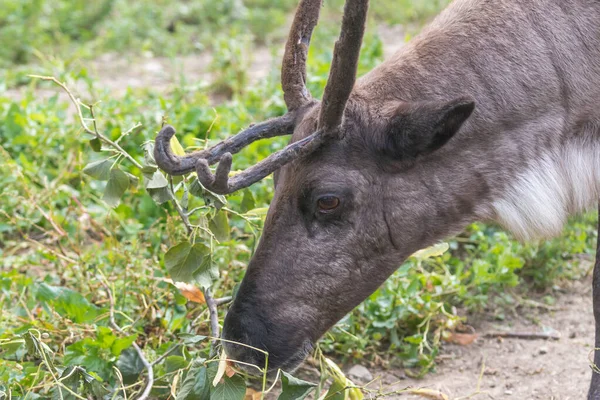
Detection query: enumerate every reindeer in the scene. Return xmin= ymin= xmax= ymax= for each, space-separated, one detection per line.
xmin=155 ymin=0 xmax=600 ymax=396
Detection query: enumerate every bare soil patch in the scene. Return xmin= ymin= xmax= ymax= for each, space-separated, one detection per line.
xmin=358 ymin=275 xmax=595 ymax=399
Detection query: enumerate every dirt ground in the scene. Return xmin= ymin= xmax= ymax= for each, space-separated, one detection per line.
xmin=6 ymin=24 xmax=407 ymax=102
xmin=7 ymin=24 xmax=598 ymax=400
xmin=373 ymin=275 xmax=595 ymax=400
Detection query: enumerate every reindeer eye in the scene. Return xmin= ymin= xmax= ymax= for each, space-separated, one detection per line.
xmin=317 ymin=196 xmax=340 ymax=213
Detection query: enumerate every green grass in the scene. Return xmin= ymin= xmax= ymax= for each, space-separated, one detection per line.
xmin=0 ymin=0 xmax=596 ymax=398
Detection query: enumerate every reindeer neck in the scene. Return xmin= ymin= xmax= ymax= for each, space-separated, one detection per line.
xmin=360 ymin=0 xmax=600 ymax=243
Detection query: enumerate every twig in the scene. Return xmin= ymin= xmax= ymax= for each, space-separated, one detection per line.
xmin=205 ymin=288 xmax=220 ymax=357
xmin=484 ymin=331 xmax=560 ymax=340
xmin=151 ymin=344 xmax=181 ymax=367
xmin=115 ymin=121 xmax=142 ymax=144
xmin=28 ymin=75 xmax=143 ymax=170
xmin=214 ymin=296 xmax=233 ymax=307
xmin=100 ymin=278 xmax=153 ymax=400
xmin=168 ymin=176 xmax=193 ymax=235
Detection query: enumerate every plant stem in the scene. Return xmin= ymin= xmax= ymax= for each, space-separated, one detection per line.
xmin=205 ymin=287 xmax=220 ymax=357
xmin=29 ymin=75 xmax=143 ymax=170
xmin=101 ymin=278 xmax=154 ymax=400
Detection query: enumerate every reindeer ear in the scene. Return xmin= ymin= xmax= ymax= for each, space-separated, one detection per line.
xmin=379 ymin=96 xmax=475 ymax=160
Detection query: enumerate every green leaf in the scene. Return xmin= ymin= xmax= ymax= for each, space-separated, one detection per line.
xmin=209 ymin=211 xmax=230 ymax=242
xmin=116 ymin=348 xmax=146 ymax=384
xmin=190 ymin=179 xmax=227 ymax=209
xmin=90 ymin=138 xmax=102 ymax=152
xmin=111 ymin=334 xmax=138 ymax=357
xmin=51 ymin=367 xmax=82 ymax=400
xmin=278 ymin=371 xmax=316 ymax=400
xmin=142 ymin=165 xmax=158 ymax=174
xmin=194 ymin=254 xmax=219 ymax=289
xmin=86 ymin=379 xmax=111 ymax=399
xmin=148 ymin=187 xmax=172 ymax=204
xmin=179 ymin=334 xmax=208 ymax=345
xmin=36 ymin=283 xmax=102 ymax=323
xmin=165 ymin=242 xmax=209 ymax=283
xmin=210 ymin=374 xmax=246 ymax=400
xmin=324 ymin=378 xmax=346 ymax=400
xmin=82 ymin=159 xmax=112 ymax=180
xmin=166 ymin=355 xmax=189 ymax=373
xmin=64 ymin=339 xmax=112 ymax=380
xmin=189 ymin=179 xmax=204 ymax=197
xmin=143 ymin=142 xmax=158 ymax=171
xmin=176 ymin=365 xmax=210 ymax=400
xmin=144 ymin=170 xmax=169 ymax=189
xmin=103 ymin=168 xmax=130 ymax=207
xmin=126 ymin=172 xmax=139 ymax=188
xmin=181 ymin=184 xmax=189 ymax=209
xmin=97 ymin=326 xmax=117 ymax=349
xmin=241 ymin=189 xmax=255 ymax=212
xmin=23 ymin=332 xmax=37 ymax=356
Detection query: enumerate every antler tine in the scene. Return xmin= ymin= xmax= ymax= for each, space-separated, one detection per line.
xmin=195 ymin=132 xmax=325 ymax=195
xmin=318 ymin=0 xmax=369 ymax=134
xmin=281 ymin=0 xmax=323 ymax=111
xmin=154 ymin=113 xmax=296 ymax=176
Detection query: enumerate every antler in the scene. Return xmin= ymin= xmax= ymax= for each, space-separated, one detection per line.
xmin=281 ymin=0 xmax=323 ymax=111
xmin=154 ymin=113 xmax=296 ymax=176
xmin=319 ymin=0 xmax=369 ymax=134
xmin=154 ymin=0 xmax=369 ymax=195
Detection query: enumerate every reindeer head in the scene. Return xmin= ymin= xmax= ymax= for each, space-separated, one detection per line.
xmin=155 ymin=0 xmax=475 ymax=372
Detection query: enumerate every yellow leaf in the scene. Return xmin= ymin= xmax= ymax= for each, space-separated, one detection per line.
xmin=411 ymin=243 xmax=449 ymax=261
xmin=243 ymin=207 xmax=269 ymax=217
xmin=170 ymin=135 xmax=186 ymax=156
xmin=348 ymin=387 xmax=364 ymax=400
xmin=171 ymin=374 xmax=179 ymax=398
xmin=213 ymin=348 xmax=228 ymax=387
xmin=323 ymin=357 xmax=363 ymax=400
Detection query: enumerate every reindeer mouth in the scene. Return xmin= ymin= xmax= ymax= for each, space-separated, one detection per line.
xmin=277 ymin=339 xmax=315 ymax=373
xmin=227 ymin=339 xmax=314 ymax=377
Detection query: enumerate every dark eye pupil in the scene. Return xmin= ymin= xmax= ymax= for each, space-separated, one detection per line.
xmin=318 ymin=196 xmax=339 ymax=211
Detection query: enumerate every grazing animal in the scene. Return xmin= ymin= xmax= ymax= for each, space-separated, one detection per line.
xmin=155 ymin=0 xmax=600 ymax=396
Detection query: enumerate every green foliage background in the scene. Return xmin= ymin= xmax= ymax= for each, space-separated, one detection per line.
xmin=0 ymin=0 xmax=596 ymax=398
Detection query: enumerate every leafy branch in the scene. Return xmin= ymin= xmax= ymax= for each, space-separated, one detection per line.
xmin=28 ymin=75 xmax=143 ymax=170
xmin=30 ymin=75 xmax=231 ymax=394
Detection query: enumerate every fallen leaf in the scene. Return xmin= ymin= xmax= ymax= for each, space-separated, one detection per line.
xmin=245 ymin=388 xmax=262 ymax=400
xmin=161 ymin=278 xmax=206 ymax=304
xmin=444 ymin=332 xmax=478 ymax=346
xmin=408 ymin=388 xmax=450 ymax=400
xmin=226 ymin=362 xmax=236 ymax=378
